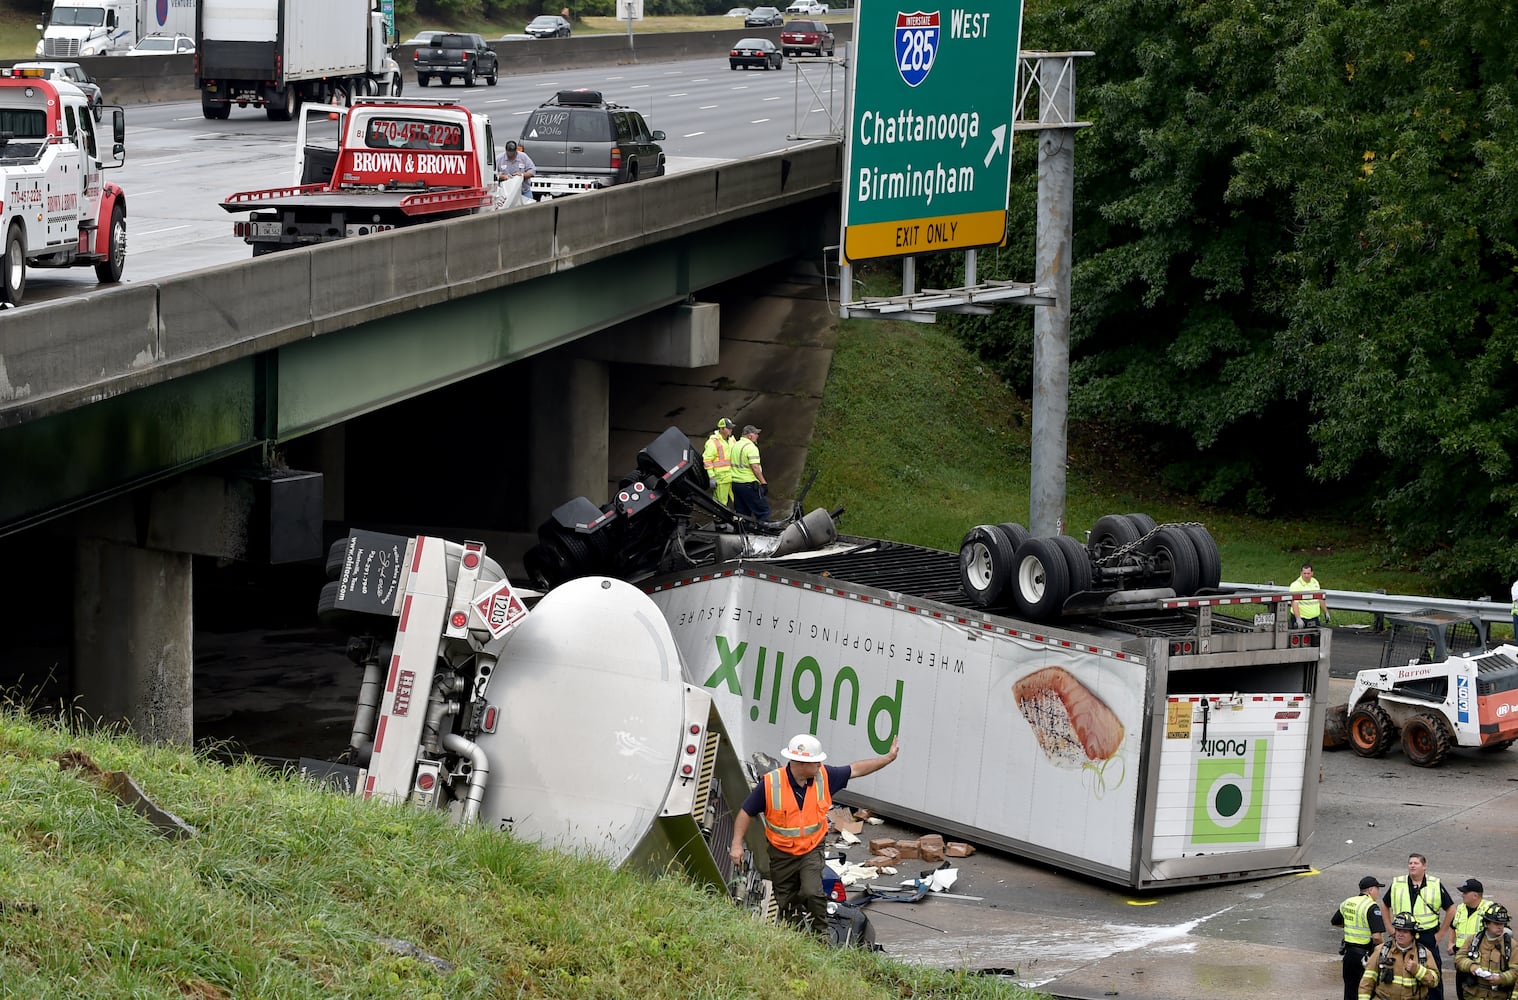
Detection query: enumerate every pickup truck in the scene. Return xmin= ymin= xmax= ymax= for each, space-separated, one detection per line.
xmin=414 ymin=33 xmax=500 ymax=88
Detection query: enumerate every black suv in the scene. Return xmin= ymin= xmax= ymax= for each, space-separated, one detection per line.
xmin=519 ymin=89 xmax=667 ymax=189
xmin=414 ymin=33 xmax=500 ymax=87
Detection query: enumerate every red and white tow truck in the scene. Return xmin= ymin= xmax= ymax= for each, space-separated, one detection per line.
xmin=0 ymin=67 xmax=127 ymax=306
xmin=220 ymin=96 xmax=513 ymax=256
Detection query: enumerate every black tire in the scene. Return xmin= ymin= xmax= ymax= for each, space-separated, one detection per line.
xmin=1181 ymin=524 xmax=1222 ymax=591
xmin=316 ymin=579 xmax=391 ymax=633
xmin=1010 ymin=537 xmax=1070 ymax=622
xmin=0 ymin=223 xmax=26 ymax=306
xmin=994 ymin=522 xmax=1030 ymax=554
xmin=730 ymin=62 xmax=739 ymax=70
xmin=464 ymin=68 xmax=476 ymax=87
xmin=1143 ymin=526 xmax=1200 ymax=595
xmin=417 ymin=74 xmax=430 ymax=87
xmin=325 ymin=539 xmax=351 ymax=580
xmin=1052 ymin=535 xmax=1093 ymax=595
xmin=93 ymin=203 xmax=126 ymax=284
xmin=486 ymin=69 xmax=498 ymax=85
xmin=1479 ymin=739 xmax=1515 ymax=753
xmin=523 ymin=544 xmax=567 ymax=590
xmin=1347 ymin=704 xmax=1395 ymax=758
xmin=391 ymin=75 xmax=403 ymax=97
xmin=959 ymin=525 xmax=1014 ymax=608
xmin=1402 ymin=713 xmax=1453 ymax=767
xmin=1125 ymin=513 xmax=1158 ymax=536
xmin=267 ymin=86 xmax=296 ymax=122
xmin=441 ymin=74 xmax=453 ymax=87
xmin=1088 ymin=514 xmax=1142 ymax=561
xmin=776 ymin=54 xmax=784 ymax=69
xmin=200 ymin=93 xmax=230 ymax=120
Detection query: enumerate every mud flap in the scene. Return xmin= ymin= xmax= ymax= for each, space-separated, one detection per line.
xmin=826 ymin=902 xmax=879 ymax=950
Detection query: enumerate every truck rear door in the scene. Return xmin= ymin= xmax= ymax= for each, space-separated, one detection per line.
xmin=1151 ymin=692 xmax=1312 ymax=862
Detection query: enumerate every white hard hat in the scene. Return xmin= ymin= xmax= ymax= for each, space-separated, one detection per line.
xmin=781 ymin=733 xmax=827 ymax=762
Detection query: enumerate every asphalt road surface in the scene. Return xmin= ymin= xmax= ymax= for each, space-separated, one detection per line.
xmin=20 ymin=53 xmax=848 ymax=304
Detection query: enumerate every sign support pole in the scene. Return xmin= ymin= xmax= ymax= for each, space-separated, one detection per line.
xmin=1030 ymin=55 xmax=1078 ymax=537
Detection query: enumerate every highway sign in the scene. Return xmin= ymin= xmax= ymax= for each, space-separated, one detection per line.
xmin=841 ymin=1 xmax=1024 ymax=262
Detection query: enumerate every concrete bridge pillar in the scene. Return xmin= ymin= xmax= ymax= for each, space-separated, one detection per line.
xmin=72 ymin=536 xmax=194 ymax=745
xmin=528 ymin=353 xmax=610 ymax=527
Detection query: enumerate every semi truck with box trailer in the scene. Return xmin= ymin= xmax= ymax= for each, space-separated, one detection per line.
xmin=517 ymin=427 xmax=1330 ymax=889
xmin=196 ymin=0 xmax=401 ymax=121
xmin=36 ymin=0 xmax=198 ymax=58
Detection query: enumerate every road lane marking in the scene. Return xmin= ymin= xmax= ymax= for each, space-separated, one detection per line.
xmin=750 ymin=118 xmax=770 ymax=124
xmin=668 ymin=92 xmax=688 ymax=97
xmin=763 ymin=96 xmax=780 ymax=101
xmin=699 ymin=104 xmax=718 ymax=110
xmin=683 ymin=131 xmax=706 ymax=138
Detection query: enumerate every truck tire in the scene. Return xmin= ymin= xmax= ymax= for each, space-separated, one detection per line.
xmin=1180 ymin=524 xmax=1222 ymax=591
xmin=316 ymin=579 xmax=391 ymax=633
xmin=0 ymin=223 xmax=26 ymax=306
xmin=994 ymin=522 xmax=1030 ymax=554
xmin=441 ymin=74 xmax=453 ymax=87
xmin=464 ymin=67 xmax=476 ymax=87
xmin=1347 ymin=703 xmax=1395 ymax=758
xmin=1142 ymin=526 xmax=1200 ymax=596
xmin=1010 ymin=537 xmax=1070 ymax=622
xmin=486 ymin=67 xmax=498 ymax=85
xmin=417 ymin=74 xmax=430 ymax=87
xmin=325 ymin=538 xmax=352 ymax=580
xmin=94 ymin=203 xmax=125 ymax=283
xmin=267 ymin=87 xmax=297 ymax=122
xmin=1087 ymin=514 xmax=1141 ymax=561
xmin=1052 ymin=535 xmax=1093 ymax=595
xmin=391 ymin=75 xmax=404 ymax=96
xmin=959 ymin=525 xmax=1013 ymax=608
xmin=1124 ymin=512 xmax=1158 ymax=536
xmin=201 ymin=93 xmax=230 ymax=120
xmin=1402 ymin=713 xmax=1453 ymax=767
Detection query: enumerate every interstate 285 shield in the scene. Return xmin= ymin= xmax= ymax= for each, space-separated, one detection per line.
xmin=894 ymin=11 xmax=940 ymax=88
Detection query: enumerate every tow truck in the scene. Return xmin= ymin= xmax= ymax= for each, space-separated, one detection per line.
xmin=220 ymin=96 xmax=510 ymax=256
xmin=0 ymin=67 xmax=127 ymax=306
xmin=1340 ymin=610 xmax=1518 ymax=766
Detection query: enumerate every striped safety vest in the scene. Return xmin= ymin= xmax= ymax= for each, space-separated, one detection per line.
xmin=703 ymin=434 xmax=731 ymax=481
xmin=1454 ymin=899 xmax=1496 ymax=950
xmin=1341 ymin=894 xmax=1377 ymax=946
xmin=760 ymin=766 xmax=831 ymax=855
xmin=1389 ymin=876 xmax=1445 ymax=932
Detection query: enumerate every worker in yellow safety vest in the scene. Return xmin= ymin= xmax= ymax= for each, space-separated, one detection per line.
xmin=728 ymin=733 xmax=899 ymax=939
xmin=703 ymin=417 xmax=734 ymax=506
xmin=1451 ymin=879 xmax=1499 ymax=997
xmin=1336 ymin=875 xmax=1388 ymax=1000
xmin=1291 ymin=561 xmax=1332 ymax=628
xmin=1384 ymin=854 xmax=1456 ymax=1000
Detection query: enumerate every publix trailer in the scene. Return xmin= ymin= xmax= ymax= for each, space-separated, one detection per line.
xmin=640 ymin=541 xmax=1328 ymax=888
xmin=509 ymin=427 xmax=1331 ymax=890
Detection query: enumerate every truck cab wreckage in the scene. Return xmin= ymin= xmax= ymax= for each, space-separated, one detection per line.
xmin=316 ymin=427 xmax=1330 ymax=895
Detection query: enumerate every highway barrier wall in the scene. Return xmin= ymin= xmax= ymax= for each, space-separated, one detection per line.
xmin=1 ymin=22 xmax=855 ymax=107
xmin=0 ymin=141 xmax=842 ymax=429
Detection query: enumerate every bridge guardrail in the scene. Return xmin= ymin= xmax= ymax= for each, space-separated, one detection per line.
xmin=1221 ymin=582 xmax=1512 ymax=627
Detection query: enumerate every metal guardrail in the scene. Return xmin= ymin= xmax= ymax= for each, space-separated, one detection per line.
xmin=1220 ymin=582 xmax=1513 ymax=626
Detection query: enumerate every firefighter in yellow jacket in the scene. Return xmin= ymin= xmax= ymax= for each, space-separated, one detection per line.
xmin=1454 ymin=904 xmax=1516 ymax=1000
xmin=1362 ymin=912 xmax=1441 ymax=1000
xmin=729 ymin=733 xmax=900 ymax=939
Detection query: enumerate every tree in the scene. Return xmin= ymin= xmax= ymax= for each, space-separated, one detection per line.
xmin=940 ymin=0 xmax=1518 ymax=590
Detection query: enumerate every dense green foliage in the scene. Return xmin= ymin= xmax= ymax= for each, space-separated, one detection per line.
xmin=934 ymin=0 xmax=1518 ymax=593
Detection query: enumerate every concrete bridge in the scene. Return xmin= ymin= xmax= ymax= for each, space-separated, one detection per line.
xmin=0 ymin=140 xmax=842 ymax=743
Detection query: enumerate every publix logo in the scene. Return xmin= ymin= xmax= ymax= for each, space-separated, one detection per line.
xmin=894 ymin=11 xmax=939 ymax=88
xmin=1191 ymin=738 xmax=1267 ymax=845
